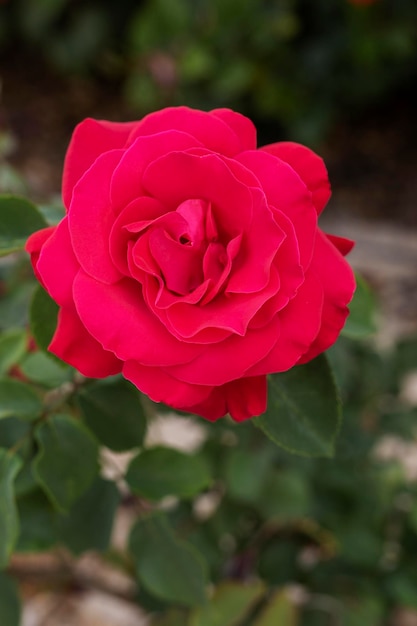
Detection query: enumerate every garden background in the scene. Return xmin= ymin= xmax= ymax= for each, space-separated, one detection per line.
xmin=1 ymin=0 xmax=417 ymax=624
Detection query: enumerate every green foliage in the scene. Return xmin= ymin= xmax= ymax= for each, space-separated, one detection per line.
xmin=33 ymin=414 xmax=99 ymax=511
xmin=0 ymin=196 xmax=48 ymax=256
xmin=253 ymin=589 xmax=298 ymax=626
xmin=0 ymin=450 xmax=22 ymax=568
xmin=0 ymin=192 xmax=416 ymax=624
xmin=0 ymin=573 xmax=21 ymax=626
xmin=19 ymin=351 xmax=73 ymax=387
xmin=55 ymin=477 xmax=120 ymax=554
xmin=0 ymin=329 xmax=27 ymax=376
xmin=30 ymin=285 xmax=59 ymax=354
xmin=190 ymin=581 xmax=265 ymax=626
xmin=342 ymin=273 xmax=377 ymax=339
xmin=129 ymin=513 xmax=208 ymax=607
xmin=17 ymin=478 xmax=120 ymax=554
xmin=126 ymin=446 xmax=212 ymax=500
xmin=0 ymin=378 xmax=42 ymax=420
xmin=255 ymin=355 xmax=341 ymax=457
xmin=76 ymin=377 xmax=147 ymax=451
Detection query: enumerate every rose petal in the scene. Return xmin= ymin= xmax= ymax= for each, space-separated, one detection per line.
xmin=63 ymin=118 xmax=138 ymax=209
xmin=68 ymin=149 xmax=124 ymax=284
xmin=142 ymin=151 xmax=253 ymax=236
xmin=164 ymin=265 xmax=280 ymax=340
xmin=210 ymin=108 xmax=257 ymax=151
xmin=165 ymin=307 xmax=281 ymax=385
xmin=123 ymin=360 xmax=213 ymax=408
xmin=261 ymin=141 xmax=331 ymax=215
xmin=186 ymin=375 xmax=267 ymax=422
xmin=237 ymin=150 xmax=317 ymax=270
xmin=73 ymin=271 xmax=201 ymax=366
xmin=326 ymin=233 xmax=355 ymax=256
xmin=25 ymin=226 xmax=56 ymax=282
xmin=226 ymin=199 xmax=286 ymax=295
xmin=148 ymin=228 xmax=204 ymax=295
xmin=247 ymin=271 xmax=324 ymax=376
xmin=141 ymin=275 xmax=233 ymax=345
xmin=298 ymin=230 xmax=356 ymax=363
xmin=109 ymin=196 xmax=167 ymax=275
xmin=128 ymin=106 xmax=243 ymax=156
xmin=36 ymin=217 xmax=79 ymax=307
xmin=49 ymin=305 xmax=122 ymax=377
xmin=110 ymin=130 xmax=203 ymax=210
xmin=249 ymin=210 xmax=305 ymax=329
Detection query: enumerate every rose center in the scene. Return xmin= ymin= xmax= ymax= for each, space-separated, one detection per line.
xmin=149 ymin=198 xmax=228 ymax=296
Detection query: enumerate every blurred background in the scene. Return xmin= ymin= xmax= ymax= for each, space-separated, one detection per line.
xmin=0 ymin=0 xmax=417 ymax=226
xmin=1 ymin=1 xmax=417 ymax=624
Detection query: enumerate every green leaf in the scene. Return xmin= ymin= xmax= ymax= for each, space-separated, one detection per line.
xmin=17 ymin=490 xmax=57 ymax=552
xmin=20 ymin=351 xmax=73 ymax=387
xmin=0 ymin=416 xmax=31 ymax=449
xmin=129 ymin=512 xmax=207 ymax=607
xmin=0 ymin=378 xmax=42 ymax=420
xmin=0 ymin=573 xmax=21 ymax=626
xmin=0 ymin=328 xmax=27 ymax=375
xmin=33 ymin=414 xmax=99 ymax=511
xmin=0 ymin=449 xmax=22 ymax=568
xmin=0 ymin=195 xmax=48 ymax=256
xmin=29 ymin=285 xmax=59 ymax=355
xmin=14 ymin=439 xmax=39 ymax=498
xmin=126 ymin=446 xmax=212 ymax=501
xmin=57 ymin=477 xmax=120 ymax=555
xmin=253 ymin=589 xmax=298 ymax=626
xmin=153 ymin=610 xmax=188 ymax=626
xmin=190 ymin=581 xmax=265 ymax=626
xmin=0 ymin=281 xmax=35 ymax=331
xmin=342 ymin=274 xmax=377 ymax=339
xmin=76 ymin=377 xmax=146 ymax=451
xmin=254 ymin=355 xmax=341 ymax=457
xmin=256 ymin=469 xmax=310 ymax=521
xmin=38 ymin=201 xmax=65 ymax=226
xmin=224 ymin=447 xmax=274 ymax=504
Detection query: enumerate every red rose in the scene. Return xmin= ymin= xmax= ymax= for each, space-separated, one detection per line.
xmin=26 ymin=107 xmax=355 ymax=421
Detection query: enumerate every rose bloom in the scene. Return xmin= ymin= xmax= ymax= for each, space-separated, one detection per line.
xmin=26 ymin=107 xmax=355 ymax=421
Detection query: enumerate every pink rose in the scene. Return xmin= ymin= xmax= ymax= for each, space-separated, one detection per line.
xmin=26 ymin=107 xmax=355 ymax=421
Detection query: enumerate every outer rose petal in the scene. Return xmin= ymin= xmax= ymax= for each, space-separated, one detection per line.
xmin=165 ymin=307 xmax=281 ymax=385
xmin=63 ymin=118 xmax=138 ymax=209
xmin=73 ymin=271 xmax=201 ymax=366
xmin=36 ymin=217 xmax=79 ymax=307
xmin=299 ymin=230 xmax=356 ymax=363
xmin=142 ymin=151 xmax=253 ymax=234
xmin=210 ymin=109 xmax=257 ymax=152
xmin=110 ymin=130 xmax=203 ymax=211
xmin=326 ymin=233 xmax=355 ymax=256
xmin=123 ymin=360 xmax=213 ymax=409
xmin=25 ymin=226 xmax=56 ymax=284
xmin=127 ymin=106 xmax=243 ymax=157
xmin=247 ymin=272 xmax=324 ymax=376
xmin=68 ymin=149 xmax=125 ymax=284
xmin=49 ymin=306 xmax=122 ymax=377
xmin=261 ymin=142 xmax=331 ymax=215
xmin=237 ymin=150 xmax=317 ymax=271
xmin=124 ymin=362 xmax=266 ymax=422
xmin=187 ymin=375 xmax=267 ymax=422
